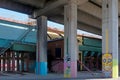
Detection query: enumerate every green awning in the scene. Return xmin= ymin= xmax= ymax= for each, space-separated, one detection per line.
xmin=91 ymin=52 xmax=95 ymax=56
xmin=11 ymin=43 xmax=36 ymax=52
xmin=83 ymin=51 xmax=88 ymax=56
xmin=79 ymin=45 xmax=102 ymax=52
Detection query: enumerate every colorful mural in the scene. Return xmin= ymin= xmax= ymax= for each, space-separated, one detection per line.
xmin=64 ymin=55 xmax=71 ymax=77
xmin=64 ymin=38 xmax=71 ymax=78
xmin=102 ymin=53 xmax=112 ymax=77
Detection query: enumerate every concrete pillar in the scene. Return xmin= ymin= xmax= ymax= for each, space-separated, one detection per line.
xmin=64 ymin=0 xmax=77 ymax=78
xmin=119 ymin=40 xmax=120 ymax=72
xmin=36 ymin=16 xmax=47 ymax=75
xmin=102 ymin=0 xmax=118 ymax=78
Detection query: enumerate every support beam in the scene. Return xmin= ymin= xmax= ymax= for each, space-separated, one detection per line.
xmin=48 ymin=15 xmax=101 ymax=35
xmin=36 ymin=16 xmax=47 ymax=75
xmin=48 ymin=7 xmax=101 ymax=29
xmin=102 ymin=0 xmax=118 ymax=78
xmin=33 ymin=0 xmax=88 ymax=18
xmin=77 ymin=10 xmax=101 ymax=29
xmin=64 ymin=0 xmax=77 ymax=78
xmin=33 ymin=0 xmax=68 ymax=18
xmin=0 ymin=0 xmax=33 ymax=15
xmin=14 ymin=0 xmax=46 ymax=8
xmin=77 ymin=22 xmax=101 ymax=35
xmin=78 ymin=1 xmax=120 ymax=28
xmin=78 ymin=1 xmax=102 ymax=19
xmin=17 ymin=27 xmax=33 ymax=41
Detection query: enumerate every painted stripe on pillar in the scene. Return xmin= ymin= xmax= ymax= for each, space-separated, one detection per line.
xmin=36 ymin=62 xmax=39 ymax=74
xmin=102 ymin=29 xmax=112 ymax=78
xmin=37 ymin=44 xmax=40 ymax=75
xmin=64 ymin=62 xmax=70 ymax=78
xmin=105 ymin=29 xmax=108 ymax=54
xmin=112 ymin=59 xmax=118 ymax=78
xmin=40 ymin=62 xmax=47 ymax=75
xmin=36 ymin=62 xmax=47 ymax=75
xmin=105 ymin=29 xmax=118 ymax=78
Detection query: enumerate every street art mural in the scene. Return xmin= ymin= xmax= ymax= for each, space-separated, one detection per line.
xmin=102 ymin=53 xmax=112 ymax=77
xmin=64 ymin=38 xmax=71 ymax=77
xmin=64 ymin=55 xmax=71 ymax=77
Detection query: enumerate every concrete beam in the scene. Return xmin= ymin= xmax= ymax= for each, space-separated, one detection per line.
xmin=33 ymin=0 xmax=68 ymax=18
xmin=0 ymin=0 xmax=34 ymax=15
xmin=77 ymin=0 xmax=88 ymax=5
xmin=77 ymin=10 xmax=101 ymax=29
xmin=78 ymin=2 xmax=102 ymax=19
xmin=59 ymin=9 xmax=101 ymax=29
xmin=78 ymin=1 xmax=120 ymax=27
xmin=84 ymin=0 xmax=120 ymax=19
xmin=33 ymin=0 xmax=88 ymax=18
xmin=48 ymin=15 xmax=101 ymax=35
xmin=77 ymin=22 xmax=101 ymax=35
xmin=14 ymin=0 xmax=46 ymax=8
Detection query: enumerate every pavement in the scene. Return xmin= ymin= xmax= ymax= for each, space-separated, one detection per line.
xmin=0 ymin=71 xmax=119 ymax=80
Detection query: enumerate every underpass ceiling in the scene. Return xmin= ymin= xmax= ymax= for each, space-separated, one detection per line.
xmin=12 ymin=0 xmax=55 ymax=8
xmin=0 ymin=0 xmax=120 ymax=35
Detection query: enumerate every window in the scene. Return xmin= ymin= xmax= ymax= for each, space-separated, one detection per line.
xmin=55 ymin=48 xmax=61 ymax=58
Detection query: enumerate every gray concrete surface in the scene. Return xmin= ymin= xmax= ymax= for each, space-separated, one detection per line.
xmin=0 ymin=71 xmax=119 ymax=80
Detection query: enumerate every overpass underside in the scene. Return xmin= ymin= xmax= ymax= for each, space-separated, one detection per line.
xmin=0 ymin=0 xmax=120 ymax=79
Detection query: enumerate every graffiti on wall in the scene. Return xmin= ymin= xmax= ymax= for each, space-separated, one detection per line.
xmin=64 ymin=38 xmax=71 ymax=77
xmin=64 ymin=55 xmax=71 ymax=77
xmin=102 ymin=53 xmax=112 ymax=77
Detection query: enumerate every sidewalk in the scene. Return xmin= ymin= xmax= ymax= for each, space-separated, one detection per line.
xmin=0 ymin=71 xmax=119 ymax=80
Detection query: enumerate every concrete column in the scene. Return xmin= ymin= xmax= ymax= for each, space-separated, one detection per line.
xmin=119 ymin=39 xmax=120 ymax=72
xmin=64 ymin=0 xmax=77 ymax=78
xmin=102 ymin=0 xmax=118 ymax=78
xmin=36 ymin=16 xmax=47 ymax=75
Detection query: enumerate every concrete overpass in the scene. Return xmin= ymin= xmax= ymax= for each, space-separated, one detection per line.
xmin=0 ymin=0 xmax=120 ymax=35
xmin=0 ymin=0 xmax=119 ymax=79
xmin=0 ymin=0 xmax=101 ymax=35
